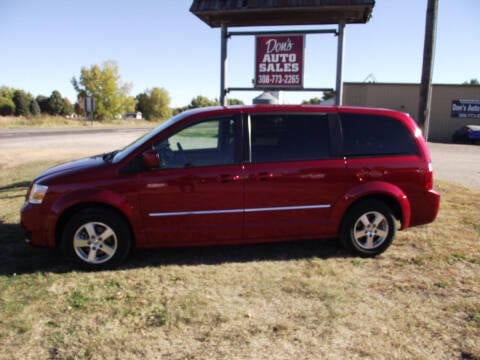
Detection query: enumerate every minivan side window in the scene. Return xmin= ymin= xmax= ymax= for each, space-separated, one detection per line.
xmin=153 ymin=117 xmax=237 ymax=168
xmin=340 ymin=114 xmax=418 ymax=157
xmin=249 ymin=114 xmax=330 ymax=163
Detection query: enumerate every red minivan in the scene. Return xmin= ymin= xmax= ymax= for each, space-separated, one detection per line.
xmin=21 ymin=105 xmax=440 ymax=269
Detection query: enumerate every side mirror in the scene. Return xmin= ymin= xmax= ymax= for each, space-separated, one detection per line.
xmin=142 ymin=149 xmax=159 ymax=169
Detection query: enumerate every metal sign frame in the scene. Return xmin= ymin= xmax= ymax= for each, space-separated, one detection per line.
xmin=219 ymin=24 xmax=345 ymax=106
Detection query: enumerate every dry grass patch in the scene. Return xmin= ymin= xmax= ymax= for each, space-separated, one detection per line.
xmin=0 ymin=162 xmax=479 ymax=359
xmin=0 ymin=115 xmax=158 ymax=129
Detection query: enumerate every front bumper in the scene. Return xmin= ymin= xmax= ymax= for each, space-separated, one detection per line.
xmin=21 ymin=202 xmax=53 ymax=248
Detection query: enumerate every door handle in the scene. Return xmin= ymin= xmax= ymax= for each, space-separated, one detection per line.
xmin=257 ymin=172 xmax=274 ymax=181
xmin=218 ymin=174 xmax=241 ymax=183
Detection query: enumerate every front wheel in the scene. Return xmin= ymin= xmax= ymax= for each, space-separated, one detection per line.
xmin=61 ymin=208 xmax=132 ymax=270
xmin=340 ymin=200 xmax=396 ymax=257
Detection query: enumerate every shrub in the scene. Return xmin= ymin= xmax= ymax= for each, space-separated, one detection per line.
xmin=36 ymin=95 xmax=50 ymax=114
xmin=13 ymin=90 xmax=31 ymax=116
xmin=0 ymin=97 xmax=15 ymax=116
xmin=29 ymin=99 xmax=41 ymax=117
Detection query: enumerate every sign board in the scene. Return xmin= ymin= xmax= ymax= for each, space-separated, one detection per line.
xmin=255 ymin=34 xmax=304 ymax=89
xmin=451 ymin=99 xmax=480 ymax=119
xmin=84 ymin=96 xmax=96 ymax=113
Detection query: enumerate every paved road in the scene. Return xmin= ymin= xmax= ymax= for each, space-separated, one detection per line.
xmin=0 ymin=127 xmax=152 ymax=168
xmin=0 ymin=127 xmax=149 ymax=151
xmin=428 ymin=142 xmax=480 ymax=189
xmin=0 ymin=127 xmax=150 ymax=148
xmin=1 ymin=127 xmax=479 ymax=189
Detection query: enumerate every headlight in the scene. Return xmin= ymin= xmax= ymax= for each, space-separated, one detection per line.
xmin=29 ymin=184 xmax=48 ymax=204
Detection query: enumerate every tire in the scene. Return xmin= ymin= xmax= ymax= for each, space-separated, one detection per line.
xmin=61 ymin=208 xmax=132 ymax=270
xmin=340 ymin=200 xmax=396 ymax=257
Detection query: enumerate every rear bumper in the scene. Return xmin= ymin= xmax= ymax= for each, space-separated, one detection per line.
xmin=409 ymin=189 xmax=441 ymax=227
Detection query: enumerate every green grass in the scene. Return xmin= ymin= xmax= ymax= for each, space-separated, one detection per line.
xmin=177 ymin=121 xmax=218 ymax=138
xmin=0 ymin=161 xmax=479 ymax=359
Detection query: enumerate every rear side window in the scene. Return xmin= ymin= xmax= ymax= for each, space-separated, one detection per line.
xmin=340 ymin=114 xmax=418 ymax=157
xmin=249 ymin=114 xmax=330 ymax=163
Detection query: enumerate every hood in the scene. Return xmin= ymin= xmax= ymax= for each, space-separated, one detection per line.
xmin=33 ymin=155 xmax=107 ymax=184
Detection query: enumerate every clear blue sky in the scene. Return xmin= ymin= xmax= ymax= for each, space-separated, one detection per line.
xmin=0 ymin=0 xmax=478 ymax=107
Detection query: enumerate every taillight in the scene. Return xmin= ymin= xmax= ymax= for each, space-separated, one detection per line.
xmin=425 ymin=162 xmax=434 ymax=190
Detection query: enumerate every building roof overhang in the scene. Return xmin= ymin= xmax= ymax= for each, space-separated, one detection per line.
xmin=190 ymin=0 xmax=375 ymax=27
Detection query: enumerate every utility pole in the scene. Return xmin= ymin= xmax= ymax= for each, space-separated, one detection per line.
xmin=418 ymin=0 xmax=439 ymax=140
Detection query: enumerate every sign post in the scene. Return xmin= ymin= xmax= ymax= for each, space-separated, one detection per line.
xmin=84 ymin=96 xmax=95 ymax=126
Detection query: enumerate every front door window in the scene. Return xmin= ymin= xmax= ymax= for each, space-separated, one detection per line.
xmin=154 ymin=118 xmax=237 ymax=168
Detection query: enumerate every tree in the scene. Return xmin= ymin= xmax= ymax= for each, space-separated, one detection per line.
xmin=322 ymin=90 xmax=335 ymax=101
xmin=72 ymin=60 xmax=135 ymax=120
xmin=36 ymin=95 xmax=50 ymax=114
xmin=123 ymin=96 xmax=136 ymax=116
xmin=463 ymin=78 xmax=479 ymax=85
xmin=0 ymin=96 xmax=15 ymax=116
xmin=302 ymin=97 xmax=322 ymax=105
xmin=74 ymin=101 xmax=83 ymax=115
xmin=136 ymin=87 xmax=172 ymax=121
xmin=61 ymin=97 xmax=74 ymax=116
xmin=173 ymin=95 xmax=242 ymax=115
xmin=48 ymin=90 xmax=67 ymax=115
xmin=0 ymin=86 xmax=15 ymax=100
xmin=12 ymin=90 xmax=31 ymax=116
xmin=189 ymin=95 xmax=218 ymax=109
xmin=302 ymin=91 xmax=335 ymax=105
xmin=33 ymin=91 xmax=73 ymax=116
xmin=227 ymin=98 xmax=244 ymax=106
xmin=136 ymin=93 xmax=149 ymax=116
xmin=0 ymin=87 xmax=15 ymax=115
xmin=29 ymin=99 xmax=41 ymax=116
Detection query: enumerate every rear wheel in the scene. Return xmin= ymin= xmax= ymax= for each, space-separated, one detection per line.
xmin=61 ymin=208 xmax=132 ymax=270
xmin=340 ymin=200 xmax=396 ymax=257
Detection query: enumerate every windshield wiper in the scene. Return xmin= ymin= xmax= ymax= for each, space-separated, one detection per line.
xmin=102 ymin=150 xmax=119 ymax=163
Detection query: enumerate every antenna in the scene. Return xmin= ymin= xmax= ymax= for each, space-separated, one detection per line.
xmin=363 ymin=73 xmax=376 ymax=83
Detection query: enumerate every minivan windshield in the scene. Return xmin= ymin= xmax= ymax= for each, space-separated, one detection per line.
xmin=112 ymin=112 xmax=190 ymax=164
